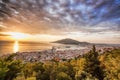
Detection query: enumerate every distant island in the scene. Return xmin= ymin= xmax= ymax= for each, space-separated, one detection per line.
xmin=53 ymin=38 xmax=90 ymax=45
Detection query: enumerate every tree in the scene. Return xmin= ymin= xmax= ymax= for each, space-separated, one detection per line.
xmin=33 ymin=62 xmax=45 ymax=80
xmin=0 ymin=54 xmax=23 ymax=80
xmin=100 ymin=49 xmax=120 ymax=80
xmin=83 ymin=45 xmax=104 ymax=80
xmin=22 ymin=62 xmax=35 ymax=79
xmin=0 ymin=58 xmax=9 ymax=80
xmin=56 ymin=72 xmax=72 ymax=80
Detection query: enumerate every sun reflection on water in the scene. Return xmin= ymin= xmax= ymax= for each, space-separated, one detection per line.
xmin=13 ymin=41 xmax=19 ymax=53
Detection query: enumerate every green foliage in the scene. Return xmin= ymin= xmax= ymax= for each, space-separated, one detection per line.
xmin=1 ymin=48 xmax=120 ymax=80
xmin=0 ymin=59 xmax=9 ymax=80
xmin=0 ymin=54 xmax=23 ymax=80
xmin=100 ymin=49 xmax=120 ymax=80
xmin=56 ymin=72 xmax=72 ymax=80
xmin=22 ymin=62 xmax=35 ymax=79
xmin=82 ymin=45 xmax=104 ymax=80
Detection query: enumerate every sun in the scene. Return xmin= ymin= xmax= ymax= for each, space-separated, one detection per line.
xmin=6 ymin=32 xmax=29 ymax=40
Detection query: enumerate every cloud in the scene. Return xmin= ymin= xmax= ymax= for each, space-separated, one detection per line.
xmin=0 ymin=0 xmax=120 ymax=34
xmin=0 ymin=33 xmax=10 ymax=36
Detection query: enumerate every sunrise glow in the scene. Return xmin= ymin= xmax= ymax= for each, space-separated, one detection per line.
xmin=3 ymin=32 xmax=29 ymax=40
xmin=9 ymin=32 xmax=28 ymax=40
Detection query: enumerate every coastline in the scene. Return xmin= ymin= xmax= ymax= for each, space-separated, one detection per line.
xmin=1 ymin=45 xmax=118 ymax=63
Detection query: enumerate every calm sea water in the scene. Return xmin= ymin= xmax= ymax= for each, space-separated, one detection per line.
xmin=0 ymin=41 xmax=52 ymax=54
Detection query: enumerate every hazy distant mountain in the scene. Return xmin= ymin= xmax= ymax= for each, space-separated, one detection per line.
xmin=53 ymin=38 xmax=90 ymax=45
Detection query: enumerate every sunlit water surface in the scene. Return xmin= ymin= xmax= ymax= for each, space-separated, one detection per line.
xmin=0 ymin=41 xmax=52 ymax=54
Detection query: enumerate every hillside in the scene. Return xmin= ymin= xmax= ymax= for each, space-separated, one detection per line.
xmin=53 ymin=38 xmax=90 ymax=45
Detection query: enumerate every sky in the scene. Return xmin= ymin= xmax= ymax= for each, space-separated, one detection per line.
xmin=0 ymin=0 xmax=120 ymax=44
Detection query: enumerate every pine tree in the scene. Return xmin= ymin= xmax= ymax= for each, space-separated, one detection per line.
xmin=83 ymin=45 xmax=104 ymax=80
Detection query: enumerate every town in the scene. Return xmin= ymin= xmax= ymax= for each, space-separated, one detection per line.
xmin=1 ymin=44 xmax=118 ymax=63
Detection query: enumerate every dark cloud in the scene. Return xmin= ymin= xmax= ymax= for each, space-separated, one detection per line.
xmin=0 ymin=33 xmax=10 ymax=36
xmin=0 ymin=0 xmax=120 ymax=34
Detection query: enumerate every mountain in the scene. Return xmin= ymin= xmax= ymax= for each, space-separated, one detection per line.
xmin=53 ymin=38 xmax=90 ymax=45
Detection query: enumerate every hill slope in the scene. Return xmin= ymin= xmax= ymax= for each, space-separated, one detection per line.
xmin=53 ymin=38 xmax=90 ymax=45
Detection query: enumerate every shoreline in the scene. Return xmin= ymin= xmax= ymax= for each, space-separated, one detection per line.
xmin=1 ymin=45 xmax=119 ymax=63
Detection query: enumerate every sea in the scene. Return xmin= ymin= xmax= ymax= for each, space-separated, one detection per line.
xmin=0 ymin=41 xmax=91 ymax=55
xmin=0 ymin=41 xmax=52 ymax=54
